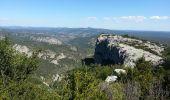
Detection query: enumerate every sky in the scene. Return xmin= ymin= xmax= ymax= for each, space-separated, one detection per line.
xmin=0 ymin=0 xmax=170 ymax=31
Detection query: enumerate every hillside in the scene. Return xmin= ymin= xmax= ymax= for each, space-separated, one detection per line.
xmin=0 ymin=28 xmax=170 ymax=84
xmin=0 ymin=28 xmax=170 ymax=99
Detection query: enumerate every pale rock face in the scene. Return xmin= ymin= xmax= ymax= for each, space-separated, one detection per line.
xmin=119 ymin=44 xmax=163 ymax=67
xmin=51 ymin=60 xmax=59 ymax=65
xmin=144 ymin=43 xmax=164 ymax=55
xmin=105 ymin=75 xmax=118 ymax=83
xmin=0 ymin=36 xmax=5 ymax=40
xmin=95 ymin=34 xmax=164 ymax=67
xmin=114 ymin=69 xmax=126 ymax=74
xmin=40 ymin=76 xmax=49 ymax=87
xmin=43 ymin=81 xmax=49 ymax=87
xmin=40 ymin=74 xmax=62 ymax=87
xmin=70 ymin=46 xmax=77 ymax=51
xmin=31 ymin=36 xmax=62 ymax=45
xmin=43 ymin=50 xmax=56 ymax=59
xmin=42 ymin=56 xmax=47 ymax=60
xmin=13 ymin=44 xmax=32 ymax=57
xmin=13 ymin=44 xmax=67 ymax=65
xmin=57 ymin=53 xmax=66 ymax=59
xmin=98 ymin=34 xmax=164 ymax=56
xmin=52 ymin=74 xmax=61 ymax=82
xmin=38 ymin=53 xmax=44 ymax=58
xmin=40 ymin=76 xmax=45 ymax=80
xmin=50 ymin=53 xmax=66 ymax=65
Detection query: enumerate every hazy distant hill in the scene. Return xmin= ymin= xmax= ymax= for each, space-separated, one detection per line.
xmin=1 ymin=26 xmax=170 ymax=45
xmin=0 ymin=27 xmax=170 ymax=84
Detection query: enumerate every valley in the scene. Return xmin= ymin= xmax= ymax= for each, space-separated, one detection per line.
xmin=0 ymin=27 xmax=170 ymax=83
xmin=0 ymin=27 xmax=170 ymax=99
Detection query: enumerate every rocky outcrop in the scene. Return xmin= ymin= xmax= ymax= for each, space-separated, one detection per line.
xmin=30 ymin=36 xmax=62 ymax=45
xmin=13 ymin=44 xmax=67 ymax=65
xmin=105 ymin=75 xmax=117 ymax=83
xmin=105 ymin=69 xmax=126 ymax=83
xmin=13 ymin=44 xmax=32 ymax=57
xmin=94 ymin=34 xmax=164 ymax=67
xmin=51 ymin=53 xmax=66 ymax=65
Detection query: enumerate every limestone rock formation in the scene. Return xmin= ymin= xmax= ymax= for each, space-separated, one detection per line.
xmin=105 ymin=75 xmax=118 ymax=83
xmin=94 ymin=34 xmax=164 ymax=67
xmin=30 ymin=36 xmax=62 ymax=45
xmin=13 ymin=44 xmax=67 ymax=65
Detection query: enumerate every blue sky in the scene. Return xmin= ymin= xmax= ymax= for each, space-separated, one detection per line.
xmin=0 ymin=0 xmax=170 ymax=31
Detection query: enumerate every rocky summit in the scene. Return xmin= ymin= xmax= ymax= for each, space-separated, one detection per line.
xmin=94 ymin=34 xmax=164 ymax=67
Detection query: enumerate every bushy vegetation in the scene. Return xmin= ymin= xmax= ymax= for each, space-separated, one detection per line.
xmin=0 ymin=38 xmax=60 ymax=99
xmin=0 ymin=38 xmax=169 ymax=100
xmin=51 ymin=57 xmax=168 ymax=100
xmin=51 ymin=65 xmax=125 ymax=100
xmin=123 ymin=57 xmax=167 ymax=99
xmin=163 ymin=46 xmax=170 ymax=99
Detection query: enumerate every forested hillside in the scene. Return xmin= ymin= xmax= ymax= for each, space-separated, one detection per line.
xmin=0 ymin=36 xmax=170 ymax=100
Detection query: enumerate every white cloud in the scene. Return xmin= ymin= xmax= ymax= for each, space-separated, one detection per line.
xmin=120 ymin=16 xmax=146 ymax=21
xmin=150 ymin=16 xmax=169 ymax=20
xmin=87 ymin=16 xmax=97 ymax=20
xmin=103 ymin=17 xmax=111 ymax=20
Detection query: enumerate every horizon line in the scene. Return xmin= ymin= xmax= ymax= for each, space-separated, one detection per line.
xmin=0 ymin=25 xmax=170 ymax=32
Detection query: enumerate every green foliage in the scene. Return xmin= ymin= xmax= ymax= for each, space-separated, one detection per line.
xmin=162 ymin=46 xmax=170 ymax=98
xmin=0 ymin=81 xmax=60 ymax=100
xmin=88 ymin=65 xmax=114 ymax=80
xmin=0 ymin=38 xmax=60 ymax=99
xmin=134 ymin=57 xmax=153 ymax=95
xmin=54 ymin=65 xmax=125 ymax=100
xmin=0 ymin=38 xmax=39 ymax=85
xmin=163 ymin=46 xmax=170 ymax=69
xmin=109 ymin=83 xmax=125 ymax=100
xmin=62 ymin=69 xmax=108 ymax=99
xmin=123 ymin=57 xmax=167 ymax=99
xmin=121 ymin=34 xmax=139 ymax=40
xmin=0 ymin=37 xmax=169 ymax=99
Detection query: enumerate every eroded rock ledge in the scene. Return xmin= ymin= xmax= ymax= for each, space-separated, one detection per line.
xmin=94 ymin=34 xmax=164 ymax=67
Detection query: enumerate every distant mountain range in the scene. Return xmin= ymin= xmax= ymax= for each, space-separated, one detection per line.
xmin=1 ymin=26 xmax=170 ymax=45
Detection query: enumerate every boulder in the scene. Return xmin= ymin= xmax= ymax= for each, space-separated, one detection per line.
xmin=105 ymin=75 xmax=118 ymax=83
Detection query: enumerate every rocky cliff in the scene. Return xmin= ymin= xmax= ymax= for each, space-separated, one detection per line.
xmin=94 ymin=34 xmax=164 ymax=67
